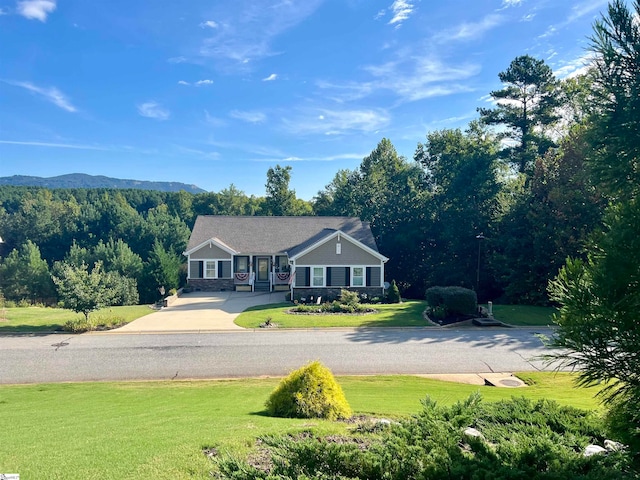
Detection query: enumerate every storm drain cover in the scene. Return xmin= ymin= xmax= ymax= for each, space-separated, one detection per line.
xmin=499 ymin=379 xmax=523 ymax=387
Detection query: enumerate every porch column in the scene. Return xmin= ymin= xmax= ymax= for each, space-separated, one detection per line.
xmin=271 ymin=254 xmax=275 ymax=292
xmin=250 ymin=256 xmax=254 ymax=292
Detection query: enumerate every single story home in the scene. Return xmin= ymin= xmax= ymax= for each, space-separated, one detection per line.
xmin=183 ymin=216 xmax=388 ymax=300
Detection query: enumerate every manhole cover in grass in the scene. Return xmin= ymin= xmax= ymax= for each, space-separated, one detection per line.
xmin=500 ymin=379 xmax=523 ymax=387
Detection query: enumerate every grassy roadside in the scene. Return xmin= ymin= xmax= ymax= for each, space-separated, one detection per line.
xmin=0 ymin=373 xmax=602 ymax=479
xmin=0 ymin=305 xmax=153 ymax=333
xmin=490 ymin=304 xmax=557 ymax=326
xmin=234 ymin=300 xmax=429 ymax=328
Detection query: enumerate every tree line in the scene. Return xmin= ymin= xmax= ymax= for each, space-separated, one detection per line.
xmin=0 ymin=178 xmax=308 ymax=305
xmin=0 ymin=1 xmax=632 ymax=312
xmin=0 ymin=44 xmax=613 ymax=307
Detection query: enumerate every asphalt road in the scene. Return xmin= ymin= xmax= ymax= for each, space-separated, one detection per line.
xmin=0 ymin=328 xmax=558 ymax=384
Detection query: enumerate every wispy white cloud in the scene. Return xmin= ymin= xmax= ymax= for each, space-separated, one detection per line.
xmin=171 ymin=144 xmax=220 ymax=160
xmin=178 ymin=79 xmax=214 ymax=86
xmin=540 ymin=0 xmax=608 ymax=38
xmin=436 ymin=14 xmax=505 ymax=42
xmin=137 ymin=101 xmax=170 ymax=120
xmin=198 ymin=0 xmax=324 ymax=68
xmin=200 ymin=20 xmax=218 ymax=29
xmin=318 ymin=52 xmax=479 ymax=104
xmin=250 ymin=152 xmax=365 ymax=162
xmin=502 ymin=0 xmax=523 ymax=7
xmin=568 ymin=0 xmax=608 ymax=23
xmin=539 ymin=25 xmax=556 ymax=38
xmin=16 ymin=0 xmax=56 ymax=21
xmin=204 ymin=110 xmax=227 ymax=127
xmin=554 ymin=52 xmax=596 ymax=79
xmin=0 ymin=139 xmax=105 ymax=150
xmin=478 ymin=94 xmax=495 ymax=104
xmin=230 ymin=110 xmax=266 ymax=123
xmin=7 ymin=81 xmax=77 ymax=112
xmin=282 ymin=107 xmax=390 ymax=136
xmin=168 ymin=56 xmax=187 ymax=64
xmin=374 ymin=9 xmax=386 ymax=20
xmin=388 ymin=0 xmax=415 ymax=28
xmin=262 ymin=73 xmax=278 ymax=81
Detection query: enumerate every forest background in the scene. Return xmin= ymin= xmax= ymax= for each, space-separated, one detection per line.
xmin=0 ymin=12 xmax=624 ymax=307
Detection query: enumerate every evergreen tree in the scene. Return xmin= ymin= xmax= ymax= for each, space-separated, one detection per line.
xmin=550 ymin=0 xmax=640 ymax=460
xmin=0 ymin=240 xmax=55 ymax=303
xmin=478 ymin=55 xmax=560 ymax=175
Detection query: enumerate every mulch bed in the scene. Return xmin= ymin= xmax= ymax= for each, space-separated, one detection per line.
xmin=286 ymin=308 xmax=379 ymax=316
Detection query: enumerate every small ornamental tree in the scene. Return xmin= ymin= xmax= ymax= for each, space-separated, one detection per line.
xmin=387 ymin=280 xmax=401 ymax=303
xmin=266 ymin=361 xmax=352 ymax=420
xmin=52 ymin=261 xmax=119 ymax=320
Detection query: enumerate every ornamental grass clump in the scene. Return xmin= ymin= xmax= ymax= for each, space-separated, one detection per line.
xmin=265 ymin=361 xmax=352 ymax=420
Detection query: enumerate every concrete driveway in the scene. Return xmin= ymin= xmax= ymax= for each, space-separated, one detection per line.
xmin=111 ymin=291 xmax=287 ymax=333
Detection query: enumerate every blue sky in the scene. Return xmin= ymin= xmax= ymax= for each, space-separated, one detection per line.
xmin=0 ymin=0 xmax=613 ymax=200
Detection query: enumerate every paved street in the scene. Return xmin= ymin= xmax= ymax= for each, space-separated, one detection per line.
xmin=0 ymin=328 xmax=558 ymax=384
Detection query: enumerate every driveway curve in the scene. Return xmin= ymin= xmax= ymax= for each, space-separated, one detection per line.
xmin=112 ymin=291 xmax=287 ymax=333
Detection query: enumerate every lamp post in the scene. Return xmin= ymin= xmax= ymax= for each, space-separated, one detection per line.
xmin=476 ymin=233 xmax=485 ymax=294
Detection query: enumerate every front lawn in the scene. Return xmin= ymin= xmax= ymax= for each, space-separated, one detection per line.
xmin=0 ymin=305 xmax=153 ymax=333
xmin=234 ymin=300 xmax=429 ymax=328
xmin=0 ymin=373 xmax=604 ymax=479
xmin=489 ymin=304 xmax=557 ymax=326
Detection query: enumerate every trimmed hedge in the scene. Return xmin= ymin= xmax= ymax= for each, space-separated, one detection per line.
xmin=425 ymin=286 xmax=477 ymax=316
xmin=265 ymin=361 xmax=352 ymax=420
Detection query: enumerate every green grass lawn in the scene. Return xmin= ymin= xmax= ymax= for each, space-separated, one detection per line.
xmin=234 ymin=300 xmax=429 ymax=328
xmin=489 ymin=304 xmax=557 ymax=326
xmin=0 ymin=305 xmax=153 ymax=333
xmin=0 ymin=372 xmax=603 ymax=479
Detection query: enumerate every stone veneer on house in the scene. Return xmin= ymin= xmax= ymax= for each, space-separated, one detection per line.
xmin=187 ymin=278 xmax=235 ymax=291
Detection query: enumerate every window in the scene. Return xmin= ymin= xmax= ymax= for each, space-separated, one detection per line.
xmin=205 ymin=261 xmax=216 ymax=278
xmin=275 ymin=255 xmax=290 ymax=272
xmin=236 ymin=256 xmax=248 ymax=273
xmin=312 ymin=267 xmax=324 ymax=286
xmin=352 ymin=267 xmax=364 ymax=286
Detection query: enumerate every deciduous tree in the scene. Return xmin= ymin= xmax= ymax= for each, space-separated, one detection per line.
xmin=52 ymin=261 xmax=120 ymax=320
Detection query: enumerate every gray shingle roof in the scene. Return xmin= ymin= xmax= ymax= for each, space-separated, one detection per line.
xmin=186 ymin=216 xmax=379 ymax=256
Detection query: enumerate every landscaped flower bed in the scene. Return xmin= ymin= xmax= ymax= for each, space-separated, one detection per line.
xmin=288 ymin=302 xmax=378 ymax=315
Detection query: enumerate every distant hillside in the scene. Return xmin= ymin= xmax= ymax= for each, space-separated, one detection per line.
xmin=0 ymin=173 xmax=206 ymax=194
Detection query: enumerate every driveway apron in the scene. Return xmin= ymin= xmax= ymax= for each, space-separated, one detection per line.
xmin=111 ymin=291 xmax=286 ymax=333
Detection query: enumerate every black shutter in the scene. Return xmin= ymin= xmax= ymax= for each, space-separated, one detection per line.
xmin=326 ymin=267 xmax=332 ymax=286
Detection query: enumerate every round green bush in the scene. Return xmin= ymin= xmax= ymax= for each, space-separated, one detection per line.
xmin=265 ymin=361 xmax=352 ymax=420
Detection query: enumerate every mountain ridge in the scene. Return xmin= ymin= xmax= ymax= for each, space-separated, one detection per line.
xmin=0 ymin=173 xmax=206 ymax=193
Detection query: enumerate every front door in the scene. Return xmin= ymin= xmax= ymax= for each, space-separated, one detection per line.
xmin=257 ymin=257 xmax=270 ymax=282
